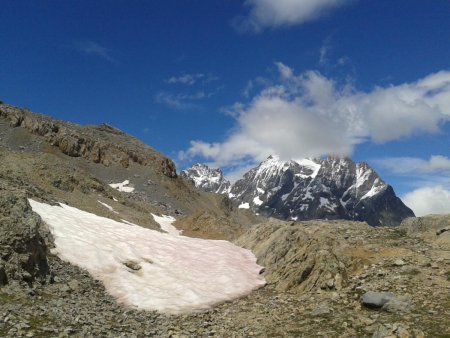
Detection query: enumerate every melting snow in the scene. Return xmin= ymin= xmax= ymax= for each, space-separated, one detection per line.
xmin=151 ymin=213 xmax=181 ymax=236
xmin=355 ymin=165 xmax=372 ymax=188
xmin=319 ymin=197 xmax=330 ymax=208
xmin=121 ymin=219 xmax=138 ymax=226
xmin=97 ymin=200 xmax=119 ymax=214
xmin=253 ymin=196 xmax=263 ymax=206
xmin=361 ymin=184 xmax=385 ymax=200
xmin=295 ymin=158 xmax=321 ymax=179
xmin=238 ymin=202 xmax=250 ymax=209
xmin=28 ymin=200 xmax=265 ymax=314
xmin=319 ymin=197 xmax=337 ymax=211
xmin=109 ymin=180 xmax=135 ymax=193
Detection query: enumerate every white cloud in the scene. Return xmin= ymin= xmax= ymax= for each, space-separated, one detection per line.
xmin=233 ymin=0 xmax=353 ymax=32
xmin=402 ymin=186 xmax=450 ymax=217
xmin=319 ymin=36 xmax=332 ymax=66
xmin=376 ymin=155 xmax=450 ymax=174
xmin=75 ymin=41 xmax=118 ymax=64
xmin=155 ymin=90 xmax=217 ymax=110
xmin=159 ymin=73 xmax=221 ymax=109
xmin=165 ymin=73 xmax=204 ymax=85
xmin=165 ymin=73 xmax=219 ymax=86
xmin=181 ymin=63 xmax=450 ymax=174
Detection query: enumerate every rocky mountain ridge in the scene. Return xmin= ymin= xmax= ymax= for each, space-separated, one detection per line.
xmin=180 ymin=163 xmax=230 ymax=194
xmin=182 ymin=156 xmax=414 ymax=226
xmin=0 ymin=104 xmax=176 ymax=178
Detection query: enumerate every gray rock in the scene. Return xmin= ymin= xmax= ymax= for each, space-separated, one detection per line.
xmin=362 ymin=291 xmax=396 ymax=308
xmin=393 ymin=259 xmax=406 ymax=266
xmin=0 ymin=188 xmax=50 ymax=286
xmin=311 ymin=303 xmax=331 ymax=316
xmin=68 ymin=280 xmax=81 ymax=292
xmin=382 ymin=296 xmax=411 ymax=313
xmin=436 ymin=226 xmax=450 ymax=236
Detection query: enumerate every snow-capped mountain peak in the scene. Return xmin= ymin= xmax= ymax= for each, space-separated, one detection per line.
xmin=180 ymin=163 xmax=231 ymax=194
xmin=182 ymin=156 xmax=414 ymax=226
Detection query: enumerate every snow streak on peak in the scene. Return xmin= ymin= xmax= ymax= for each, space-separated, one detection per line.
xmin=294 ymin=158 xmax=321 ymax=179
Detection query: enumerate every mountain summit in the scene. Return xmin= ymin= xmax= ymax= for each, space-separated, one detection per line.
xmin=180 ymin=163 xmax=230 ymax=194
xmin=182 ymin=156 xmax=414 ymax=226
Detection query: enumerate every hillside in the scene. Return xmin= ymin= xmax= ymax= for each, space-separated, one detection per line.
xmin=0 ymin=103 xmax=449 ymax=337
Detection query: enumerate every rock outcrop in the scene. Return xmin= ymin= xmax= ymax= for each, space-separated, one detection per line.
xmin=0 ymin=104 xmax=177 ymax=178
xmin=236 ymin=219 xmax=352 ymax=293
xmin=0 ymin=180 xmax=50 ymax=286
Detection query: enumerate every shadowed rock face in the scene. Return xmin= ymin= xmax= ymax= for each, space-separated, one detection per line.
xmin=0 ymin=104 xmax=177 ymax=178
xmin=0 ymin=183 xmax=51 ymax=287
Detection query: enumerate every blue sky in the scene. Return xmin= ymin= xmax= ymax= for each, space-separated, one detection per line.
xmin=1 ymin=0 xmax=450 ymax=215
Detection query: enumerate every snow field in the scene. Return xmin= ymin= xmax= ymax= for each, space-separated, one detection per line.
xmin=29 ymin=200 xmax=265 ymax=314
xmin=109 ymin=180 xmax=135 ymax=193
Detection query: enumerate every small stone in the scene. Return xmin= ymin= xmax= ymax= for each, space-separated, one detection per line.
xmin=311 ymin=303 xmax=331 ymax=316
xmin=68 ymin=280 xmax=80 ymax=292
xmin=123 ymin=261 xmax=141 ymax=271
xmin=393 ymin=259 xmax=406 ymax=266
xmin=396 ymin=327 xmax=410 ymax=338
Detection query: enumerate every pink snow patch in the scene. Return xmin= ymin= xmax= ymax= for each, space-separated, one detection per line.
xmin=28 ymin=199 xmax=265 ymax=314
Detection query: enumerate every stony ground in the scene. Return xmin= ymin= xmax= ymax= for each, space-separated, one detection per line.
xmin=1 ymin=223 xmax=449 ymax=338
xmin=1 ymin=106 xmax=449 ymax=337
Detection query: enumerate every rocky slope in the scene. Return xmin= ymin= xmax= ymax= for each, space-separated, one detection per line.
xmin=1 ymin=213 xmax=449 ymax=337
xmin=0 ymin=104 xmax=176 ymax=178
xmin=0 ymin=103 xmax=448 ymax=337
xmin=183 ymin=156 xmax=414 ymax=226
xmin=0 ymin=103 xmax=256 ymax=289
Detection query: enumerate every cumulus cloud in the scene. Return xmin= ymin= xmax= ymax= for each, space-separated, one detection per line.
xmin=181 ymin=63 xmax=450 ymax=173
xmin=75 ymin=41 xmax=118 ymax=64
xmin=402 ymin=186 xmax=450 ymax=217
xmin=375 ymin=155 xmax=450 ymax=174
xmin=233 ymin=0 xmax=353 ymax=32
